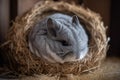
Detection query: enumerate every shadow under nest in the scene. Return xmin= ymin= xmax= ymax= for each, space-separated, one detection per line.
xmin=0 ymin=1 xmax=108 ymax=75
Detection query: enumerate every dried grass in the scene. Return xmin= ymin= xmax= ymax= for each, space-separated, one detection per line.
xmin=1 ymin=1 xmax=108 ymax=75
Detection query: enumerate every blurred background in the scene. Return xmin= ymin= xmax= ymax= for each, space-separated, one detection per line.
xmin=0 ymin=0 xmax=120 ymax=57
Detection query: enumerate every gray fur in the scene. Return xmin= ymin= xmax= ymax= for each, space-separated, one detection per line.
xmin=28 ymin=13 xmax=89 ymax=63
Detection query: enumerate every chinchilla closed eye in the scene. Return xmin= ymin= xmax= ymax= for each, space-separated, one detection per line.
xmin=28 ymin=13 xmax=89 ymax=63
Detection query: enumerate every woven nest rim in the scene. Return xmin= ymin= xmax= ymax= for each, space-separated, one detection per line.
xmin=1 ymin=1 xmax=109 ymax=75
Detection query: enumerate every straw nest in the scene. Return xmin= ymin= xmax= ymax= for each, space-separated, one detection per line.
xmin=1 ymin=1 xmax=109 ymax=75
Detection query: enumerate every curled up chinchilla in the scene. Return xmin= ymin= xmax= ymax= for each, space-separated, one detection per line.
xmin=28 ymin=13 xmax=89 ymax=63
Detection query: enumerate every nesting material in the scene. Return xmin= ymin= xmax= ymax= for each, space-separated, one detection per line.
xmin=2 ymin=1 xmax=109 ymax=75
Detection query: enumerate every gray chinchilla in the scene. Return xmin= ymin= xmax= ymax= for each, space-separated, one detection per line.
xmin=28 ymin=13 xmax=89 ymax=63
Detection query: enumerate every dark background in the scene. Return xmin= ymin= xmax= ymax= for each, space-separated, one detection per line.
xmin=0 ymin=0 xmax=120 ymax=57
xmin=109 ymin=0 xmax=120 ymax=56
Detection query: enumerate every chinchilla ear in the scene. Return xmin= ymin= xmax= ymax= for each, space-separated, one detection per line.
xmin=72 ymin=15 xmax=80 ymax=26
xmin=47 ymin=18 xmax=59 ymax=37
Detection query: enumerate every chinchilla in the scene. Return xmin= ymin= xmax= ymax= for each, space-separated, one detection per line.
xmin=28 ymin=13 xmax=89 ymax=63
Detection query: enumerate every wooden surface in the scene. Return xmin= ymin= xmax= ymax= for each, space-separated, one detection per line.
xmin=84 ymin=0 xmax=111 ymax=26
xmin=18 ymin=0 xmax=40 ymax=16
xmin=0 ymin=0 xmax=9 ymax=43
